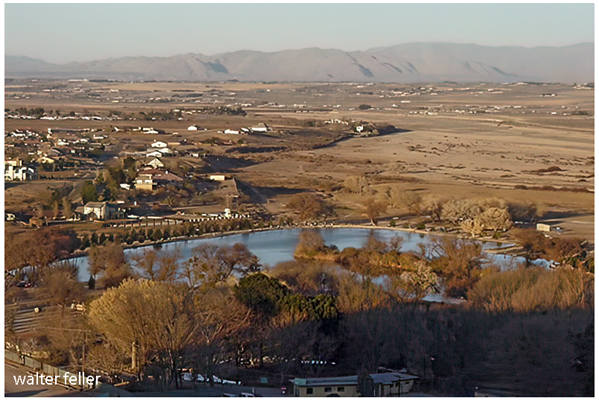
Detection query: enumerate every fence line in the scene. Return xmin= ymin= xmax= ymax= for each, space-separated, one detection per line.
xmin=5 ymin=348 xmax=96 ymax=389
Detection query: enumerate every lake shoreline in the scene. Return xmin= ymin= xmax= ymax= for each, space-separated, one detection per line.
xmin=69 ymin=222 xmax=521 ymax=260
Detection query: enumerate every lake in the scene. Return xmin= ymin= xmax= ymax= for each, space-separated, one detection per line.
xmin=70 ymin=227 xmax=537 ymax=282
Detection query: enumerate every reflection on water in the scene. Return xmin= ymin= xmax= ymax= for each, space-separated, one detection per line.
xmin=71 ymin=228 xmax=538 ymax=282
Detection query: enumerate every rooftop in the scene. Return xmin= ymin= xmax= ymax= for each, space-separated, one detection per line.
xmin=292 ymin=372 xmax=418 ymax=387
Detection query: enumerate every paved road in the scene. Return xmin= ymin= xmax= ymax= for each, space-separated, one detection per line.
xmin=4 ymin=362 xmax=80 ymax=397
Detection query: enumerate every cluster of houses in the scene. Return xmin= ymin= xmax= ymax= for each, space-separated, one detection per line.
xmin=5 ymin=126 xmax=109 ymax=172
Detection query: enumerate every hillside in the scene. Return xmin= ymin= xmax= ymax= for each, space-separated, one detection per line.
xmin=5 ymin=42 xmax=594 ymax=83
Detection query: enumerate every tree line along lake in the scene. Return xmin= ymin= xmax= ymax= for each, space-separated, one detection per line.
xmin=70 ymin=227 xmax=546 ymax=283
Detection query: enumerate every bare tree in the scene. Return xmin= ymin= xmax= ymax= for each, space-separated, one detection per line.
xmin=461 ymin=218 xmax=485 ymax=237
xmin=420 ymin=194 xmax=446 ymax=221
xmin=478 ymin=207 xmax=513 ymax=232
xmin=88 ymin=279 xmax=196 ymax=388
xmin=53 ymin=200 xmax=60 ymax=219
xmin=385 ymin=259 xmax=438 ymax=303
xmin=35 ymin=265 xmax=84 ymax=314
xmin=182 ymin=243 xmax=259 ymax=292
xmin=344 ymin=175 xmax=370 ymax=195
xmin=294 ymin=230 xmax=327 ymax=258
xmin=363 ymin=198 xmax=387 ymax=225
xmin=287 ymin=193 xmax=328 ymax=222
xmin=62 ymin=196 xmax=73 ymax=220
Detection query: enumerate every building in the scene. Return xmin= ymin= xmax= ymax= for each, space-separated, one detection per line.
xmin=151 ymin=140 xmax=168 ymax=148
xmin=291 ymin=371 xmax=418 ymax=397
xmin=83 ymin=201 xmax=124 ymax=221
xmin=209 ymin=174 xmax=226 ymax=182
xmin=5 ymin=161 xmax=38 ymax=181
xmin=536 ymin=223 xmax=553 ymax=232
xmin=144 ymin=157 xmax=165 ymax=169
xmin=224 ymin=129 xmax=240 ymax=135
xmin=135 ymin=169 xmax=183 ymax=191
xmin=292 ymin=376 xmax=358 ymax=397
xmin=250 ymin=123 xmax=271 ymax=132
xmin=135 ymin=173 xmax=156 ymax=191
xmin=145 ymin=150 xmax=163 ymax=158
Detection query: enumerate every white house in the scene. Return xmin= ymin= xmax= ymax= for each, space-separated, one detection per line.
xmin=146 ymin=150 xmax=163 ymax=158
xmin=83 ymin=202 xmax=109 ymax=220
xmin=151 ymin=140 xmax=168 ymax=148
xmin=251 ymin=123 xmax=271 ymax=132
xmin=142 ymin=127 xmax=159 ymax=135
xmin=209 ymin=174 xmax=226 ymax=182
xmin=145 ymin=157 xmax=165 ymax=169
xmin=83 ymin=201 xmax=124 ymax=221
xmin=224 ymin=129 xmax=240 ymax=135
xmin=5 ymin=164 xmax=38 ymax=181
xmin=188 ymin=125 xmax=200 ymax=131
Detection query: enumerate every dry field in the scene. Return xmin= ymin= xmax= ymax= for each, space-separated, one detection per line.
xmin=5 ymin=80 xmax=595 ymax=245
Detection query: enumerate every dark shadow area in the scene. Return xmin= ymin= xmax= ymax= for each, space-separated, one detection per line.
xmin=203 ymin=155 xmax=257 ymax=172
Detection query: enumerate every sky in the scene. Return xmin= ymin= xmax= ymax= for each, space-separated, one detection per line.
xmin=4 ymin=2 xmax=595 ymax=64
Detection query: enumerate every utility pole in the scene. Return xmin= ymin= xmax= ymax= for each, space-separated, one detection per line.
xmin=132 ymin=341 xmax=137 ymax=372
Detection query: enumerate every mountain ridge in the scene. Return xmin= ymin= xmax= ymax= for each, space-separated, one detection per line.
xmin=5 ymin=42 xmax=594 ymax=83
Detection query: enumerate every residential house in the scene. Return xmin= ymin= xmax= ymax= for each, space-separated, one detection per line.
xmin=250 ymin=123 xmax=271 ymax=132
xmin=135 ymin=169 xmax=183 ymax=191
xmin=209 ymin=174 xmax=226 ymax=182
xmin=536 ymin=223 xmax=554 ymax=232
xmin=151 ymin=140 xmax=168 ymax=148
xmin=83 ymin=201 xmax=125 ymax=221
xmin=135 ymin=173 xmax=156 ymax=191
xmin=224 ymin=129 xmax=240 ymax=135
xmin=145 ymin=150 xmax=164 ymax=158
xmin=83 ymin=202 xmax=109 ymax=220
xmin=5 ymin=160 xmax=38 ymax=181
xmin=144 ymin=157 xmax=165 ymax=169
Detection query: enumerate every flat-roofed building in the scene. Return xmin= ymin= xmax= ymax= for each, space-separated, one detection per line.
xmin=291 ymin=371 xmax=418 ymax=397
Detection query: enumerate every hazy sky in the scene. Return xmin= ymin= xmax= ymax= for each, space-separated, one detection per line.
xmin=5 ymin=3 xmax=595 ymax=64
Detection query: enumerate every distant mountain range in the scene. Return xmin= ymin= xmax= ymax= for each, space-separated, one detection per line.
xmin=5 ymin=43 xmax=594 ymax=83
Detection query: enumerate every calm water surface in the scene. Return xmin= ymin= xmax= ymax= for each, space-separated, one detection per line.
xmin=71 ymin=228 xmax=536 ymax=282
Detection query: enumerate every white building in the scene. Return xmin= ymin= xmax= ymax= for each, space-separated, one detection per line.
xmin=5 ymin=162 xmax=38 ymax=181
xmin=83 ymin=202 xmax=109 ymax=220
xmin=224 ymin=129 xmax=240 ymax=135
xmin=146 ymin=150 xmax=163 ymax=158
xmin=151 ymin=140 xmax=168 ymax=148
xmin=145 ymin=157 xmax=165 ymax=169
xmin=250 ymin=123 xmax=271 ymax=132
